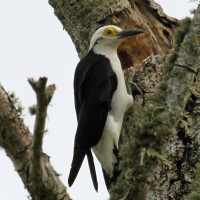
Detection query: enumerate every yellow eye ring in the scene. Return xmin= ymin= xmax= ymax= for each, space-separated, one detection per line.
xmin=103 ymin=27 xmax=116 ymax=37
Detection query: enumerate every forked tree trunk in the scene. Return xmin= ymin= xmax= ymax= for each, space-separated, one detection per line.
xmin=49 ymin=0 xmax=178 ymax=64
xmin=1 ymin=0 xmax=200 ymax=200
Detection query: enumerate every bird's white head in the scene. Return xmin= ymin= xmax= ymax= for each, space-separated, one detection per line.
xmin=89 ymin=25 xmax=143 ymax=52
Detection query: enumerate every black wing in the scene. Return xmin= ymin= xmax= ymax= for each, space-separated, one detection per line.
xmin=68 ymin=50 xmax=117 ymax=191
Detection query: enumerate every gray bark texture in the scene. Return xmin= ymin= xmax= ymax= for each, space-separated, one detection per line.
xmin=117 ymin=6 xmax=200 ymax=200
xmin=0 ymin=82 xmax=71 ymax=200
xmin=49 ymin=0 xmax=200 ymax=199
xmin=49 ymin=0 xmax=178 ymax=60
xmin=147 ymin=8 xmax=200 ymax=199
xmin=0 ymin=0 xmax=200 ymax=200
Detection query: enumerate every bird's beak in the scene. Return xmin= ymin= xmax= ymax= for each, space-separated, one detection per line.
xmin=117 ymin=30 xmax=144 ymax=38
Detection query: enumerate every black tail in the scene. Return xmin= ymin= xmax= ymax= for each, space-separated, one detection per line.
xmin=87 ymin=150 xmax=98 ymax=191
xmin=68 ymin=147 xmax=86 ymax=187
xmin=102 ymin=168 xmax=112 ymax=190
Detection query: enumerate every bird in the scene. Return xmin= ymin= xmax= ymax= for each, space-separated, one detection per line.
xmin=68 ymin=25 xmax=143 ymax=191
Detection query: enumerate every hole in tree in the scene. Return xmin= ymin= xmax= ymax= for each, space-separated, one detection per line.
xmin=163 ymin=29 xmax=170 ymax=39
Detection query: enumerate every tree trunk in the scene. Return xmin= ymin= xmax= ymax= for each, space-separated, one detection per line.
xmin=48 ymin=0 xmax=200 ymax=199
xmin=1 ymin=0 xmax=200 ymax=199
xmin=49 ymin=0 xmax=178 ymax=65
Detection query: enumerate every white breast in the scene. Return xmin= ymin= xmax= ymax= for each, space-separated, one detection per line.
xmin=92 ymin=46 xmax=133 ymax=177
xmin=107 ymin=51 xmax=133 ymax=119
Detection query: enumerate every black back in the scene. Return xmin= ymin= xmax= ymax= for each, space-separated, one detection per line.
xmin=68 ymin=50 xmax=117 ymax=191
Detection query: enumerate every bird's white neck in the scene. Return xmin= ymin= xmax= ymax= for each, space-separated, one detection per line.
xmin=92 ymin=43 xmax=118 ymax=61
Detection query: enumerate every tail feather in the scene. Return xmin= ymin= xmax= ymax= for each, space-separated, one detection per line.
xmin=68 ymin=147 xmax=86 ymax=187
xmin=87 ymin=150 xmax=98 ymax=191
xmin=102 ymin=168 xmax=112 ymax=190
xmin=102 ymin=167 xmax=121 ymax=191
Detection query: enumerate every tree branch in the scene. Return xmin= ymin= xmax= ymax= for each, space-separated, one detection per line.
xmin=0 ymin=79 xmax=71 ymax=200
xmin=28 ymin=77 xmax=56 ymax=186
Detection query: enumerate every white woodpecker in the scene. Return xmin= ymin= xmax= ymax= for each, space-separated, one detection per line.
xmin=68 ymin=25 xmax=143 ymax=191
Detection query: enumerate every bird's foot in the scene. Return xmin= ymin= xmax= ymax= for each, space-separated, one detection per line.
xmin=129 ymin=80 xmax=143 ymax=96
xmin=127 ymin=69 xmax=142 ymax=95
xmin=127 ymin=69 xmax=145 ymax=105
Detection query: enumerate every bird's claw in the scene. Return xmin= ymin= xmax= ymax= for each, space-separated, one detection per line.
xmin=127 ymin=70 xmax=143 ymax=95
xmin=127 ymin=69 xmax=145 ymax=105
xmin=129 ymin=81 xmax=143 ymax=95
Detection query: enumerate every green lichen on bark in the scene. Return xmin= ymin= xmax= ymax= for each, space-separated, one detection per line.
xmin=163 ymin=17 xmax=191 ymax=77
xmin=189 ymin=162 xmax=200 ymax=200
xmin=29 ymin=105 xmax=36 ymax=115
xmin=7 ymin=92 xmax=24 ymax=116
xmin=110 ymin=98 xmax=177 ymax=200
xmin=109 ymin=15 xmax=198 ymax=200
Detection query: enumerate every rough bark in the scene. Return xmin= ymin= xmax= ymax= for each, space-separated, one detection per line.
xmin=0 ymin=82 xmax=71 ymax=200
xmin=146 ymin=7 xmax=200 ymax=199
xmin=48 ymin=0 xmax=199 ymax=199
xmin=1 ymin=0 xmax=200 ymax=200
xmin=49 ymin=0 xmax=178 ymax=68
xmin=48 ymin=0 xmax=200 ymax=199
xmin=116 ymin=8 xmax=200 ymax=199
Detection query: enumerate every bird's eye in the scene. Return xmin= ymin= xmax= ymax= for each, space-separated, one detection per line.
xmin=103 ymin=27 xmax=116 ymax=37
xmin=106 ymin=30 xmax=112 ymax=35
